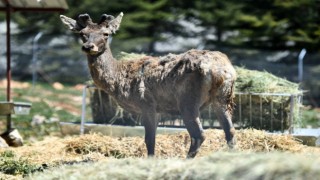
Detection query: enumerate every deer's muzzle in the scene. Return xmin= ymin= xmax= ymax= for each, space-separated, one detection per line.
xmin=82 ymin=43 xmax=99 ymax=55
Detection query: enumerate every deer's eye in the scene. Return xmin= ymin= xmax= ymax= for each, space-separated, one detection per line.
xmin=79 ymin=32 xmax=88 ymax=38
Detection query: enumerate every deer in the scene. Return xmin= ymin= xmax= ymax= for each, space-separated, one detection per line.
xmin=60 ymin=12 xmax=237 ymax=158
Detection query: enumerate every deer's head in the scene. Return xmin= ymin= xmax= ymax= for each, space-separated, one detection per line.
xmin=60 ymin=13 xmax=123 ymax=55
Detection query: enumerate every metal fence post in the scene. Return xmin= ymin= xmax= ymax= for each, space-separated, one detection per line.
xmin=289 ymin=95 xmax=295 ymax=134
xmin=80 ymin=85 xmax=88 ymax=135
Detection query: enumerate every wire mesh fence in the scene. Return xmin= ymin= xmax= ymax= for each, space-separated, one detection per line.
xmin=81 ymin=86 xmax=303 ymax=134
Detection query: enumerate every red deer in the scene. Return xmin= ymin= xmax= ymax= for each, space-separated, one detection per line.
xmin=60 ymin=12 xmax=237 ymax=158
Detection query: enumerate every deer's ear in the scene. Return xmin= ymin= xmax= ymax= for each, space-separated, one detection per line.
xmin=60 ymin=15 xmax=80 ymax=32
xmin=108 ymin=12 xmax=123 ymax=34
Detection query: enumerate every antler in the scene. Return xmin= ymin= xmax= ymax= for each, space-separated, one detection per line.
xmin=77 ymin=14 xmax=93 ymax=28
xmin=98 ymin=14 xmax=115 ymax=25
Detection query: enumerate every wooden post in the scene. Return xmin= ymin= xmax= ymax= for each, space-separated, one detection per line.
xmin=6 ymin=3 xmax=12 ymax=130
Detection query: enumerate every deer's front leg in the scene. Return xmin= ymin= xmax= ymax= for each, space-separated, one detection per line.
xmin=141 ymin=111 xmax=158 ymax=156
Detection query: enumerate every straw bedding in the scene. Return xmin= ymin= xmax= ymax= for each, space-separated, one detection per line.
xmin=1 ymin=129 xmax=317 ymax=167
xmin=1 ymin=129 xmax=320 ymax=179
xmin=64 ymin=129 xmax=305 ymax=159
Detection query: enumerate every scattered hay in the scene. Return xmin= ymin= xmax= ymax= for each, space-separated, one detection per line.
xmin=64 ymin=134 xmax=146 ymax=158
xmin=232 ymin=129 xmax=303 ymax=152
xmin=1 ymin=129 xmax=317 ymax=168
xmin=1 ymin=129 xmax=319 ymax=178
xmin=64 ymin=129 xmax=305 ymax=159
xmin=0 ymin=172 xmax=21 ymax=180
xmin=0 ymin=137 xmax=75 ymax=166
xmin=29 ymin=152 xmax=320 ymax=180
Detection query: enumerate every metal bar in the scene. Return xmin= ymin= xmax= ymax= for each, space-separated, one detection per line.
xmin=289 ymin=95 xmax=295 ymax=134
xmin=235 ymin=92 xmax=302 ymax=96
xmin=281 ymin=101 xmax=284 ymax=133
xmin=249 ymin=94 xmax=252 ymax=126
xmin=80 ymin=85 xmax=88 ymax=135
xmin=97 ymin=89 xmax=105 ymax=117
xmin=32 ymin=32 xmax=43 ymax=88
xmin=299 ymin=95 xmax=302 ymax=126
xmin=238 ymin=94 xmax=242 ymax=127
xmin=260 ymin=96 xmax=262 ymax=128
xmin=270 ymin=99 xmax=273 ymax=131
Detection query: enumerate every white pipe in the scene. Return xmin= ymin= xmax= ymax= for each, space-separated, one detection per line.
xmin=32 ymin=32 xmax=43 ymax=88
xmin=298 ymin=48 xmax=307 ymax=83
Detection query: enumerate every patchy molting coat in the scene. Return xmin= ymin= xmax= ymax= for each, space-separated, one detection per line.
xmin=89 ymin=49 xmax=236 ymax=115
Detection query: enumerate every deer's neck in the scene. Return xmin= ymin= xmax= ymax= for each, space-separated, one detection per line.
xmin=87 ymin=46 xmax=118 ymax=92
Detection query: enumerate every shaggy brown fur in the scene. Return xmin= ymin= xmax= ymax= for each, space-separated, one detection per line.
xmin=116 ymin=50 xmax=234 ymax=98
xmin=60 ymin=12 xmax=237 ymax=158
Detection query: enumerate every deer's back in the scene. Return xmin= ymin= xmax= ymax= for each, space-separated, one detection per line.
xmin=113 ymin=49 xmax=236 ymax=114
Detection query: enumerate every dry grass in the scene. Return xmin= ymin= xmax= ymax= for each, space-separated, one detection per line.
xmin=235 ymin=66 xmax=300 ymax=94
xmin=29 ymin=152 xmax=320 ymax=180
xmin=1 ymin=129 xmax=320 ymax=179
xmin=1 ymin=129 xmax=318 ymax=167
xmin=64 ymin=129 xmax=308 ymax=159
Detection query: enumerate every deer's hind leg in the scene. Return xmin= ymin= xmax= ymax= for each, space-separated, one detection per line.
xmin=214 ymin=104 xmax=236 ymax=148
xmin=213 ymin=86 xmax=236 ymax=148
xmin=180 ymin=105 xmax=206 ymax=158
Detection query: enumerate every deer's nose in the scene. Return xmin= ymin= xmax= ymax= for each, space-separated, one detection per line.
xmin=82 ymin=43 xmax=95 ymax=52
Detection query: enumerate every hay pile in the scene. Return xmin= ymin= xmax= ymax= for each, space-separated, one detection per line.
xmin=233 ymin=67 xmax=302 ymax=131
xmin=235 ymin=67 xmax=300 ymax=94
xmin=29 ymin=152 xmax=320 ymax=180
xmin=2 ymin=129 xmax=312 ymax=166
xmin=1 ymin=129 xmax=320 ymax=179
xmin=64 ymin=129 xmax=305 ymax=159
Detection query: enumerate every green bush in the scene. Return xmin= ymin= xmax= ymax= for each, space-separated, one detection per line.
xmin=0 ymin=151 xmax=43 ymax=176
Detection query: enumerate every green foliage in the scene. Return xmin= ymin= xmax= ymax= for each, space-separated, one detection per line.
xmin=117 ymin=0 xmax=179 ymax=51
xmin=190 ymin=0 xmax=319 ymax=50
xmin=301 ymin=108 xmax=320 ymax=128
xmin=0 ymin=151 xmax=42 ymax=176
xmin=2 ymin=0 xmax=319 ymax=51
xmin=192 ymin=0 xmax=245 ymax=43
